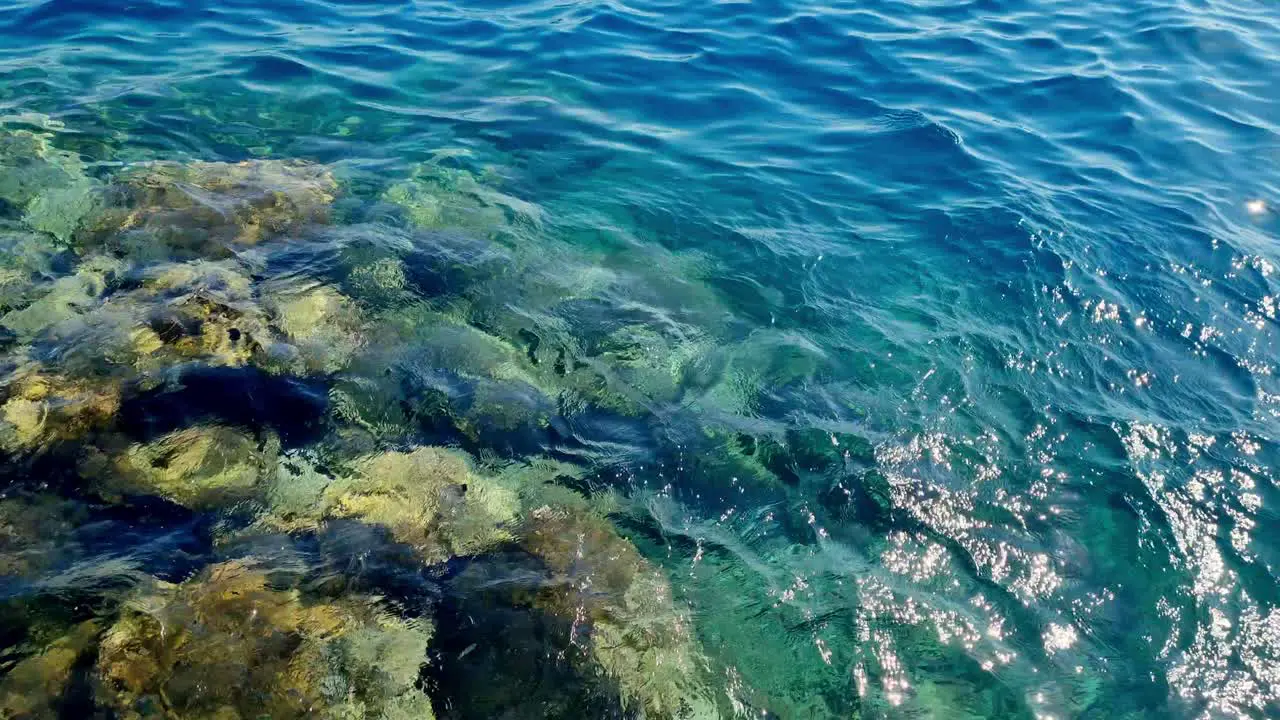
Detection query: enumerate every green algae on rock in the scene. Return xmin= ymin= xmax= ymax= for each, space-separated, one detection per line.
xmin=263 ymin=447 xmax=519 ymax=563
xmin=84 ymin=159 xmax=338 ymax=258
xmin=0 ymin=126 xmax=82 ymax=208
xmin=0 ymin=364 xmax=122 ymax=453
xmin=521 ymin=505 xmax=721 ymax=719
xmin=95 ymin=560 xmax=434 ymax=720
xmin=39 ymin=260 xmax=365 ymax=380
xmin=0 ymin=122 xmax=102 ymax=245
xmin=24 ymin=178 xmax=101 ymax=245
xmin=0 ymin=255 xmax=124 ymax=341
xmin=325 ymin=307 xmax=559 ymax=445
xmin=133 ymin=293 xmax=267 ymax=371
xmin=382 ymin=161 xmax=540 ymax=235
xmin=81 ymin=425 xmax=278 ymax=510
xmin=0 ymin=620 xmax=99 ymax=719
xmin=0 ymin=225 xmax=64 ymax=314
xmin=264 ymin=284 xmax=365 ymax=375
xmin=345 ymin=256 xmax=412 ymax=309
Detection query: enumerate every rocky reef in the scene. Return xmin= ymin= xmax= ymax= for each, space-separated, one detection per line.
xmin=81 ymin=425 xmax=278 ymax=510
xmin=0 ymin=126 xmax=814 ymax=719
xmin=84 ymin=159 xmax=338 ymax=259
xmin=522 ymin=505 xmax=720 ymax=719
xmin=0 ymin=363 xmax=121 ymax=453
xmin=0 ymin=620 xmax=99 ymax=719
xmin=0 ymin=120 xmax=101 ymax=246
xmin=262 ymin=447 xmax=519 ymax=563
xmin=95 ymin=560 xmax=434 ymax=720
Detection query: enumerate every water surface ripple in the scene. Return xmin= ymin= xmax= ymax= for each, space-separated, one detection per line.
xmin=0 ymin=0 xmax=1278 ymax=718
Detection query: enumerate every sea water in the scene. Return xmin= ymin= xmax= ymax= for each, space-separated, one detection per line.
xmin=0 ymin=0 xmax=1277 ymax=718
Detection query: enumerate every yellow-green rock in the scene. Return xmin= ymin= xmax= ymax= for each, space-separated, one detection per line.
xmin=265 ymin=447 xmax=519 ymax=563
xmin=0 ymin=620 xmax=99 ymax=719
xmin=522 ymin=506 xmax=720 ymax=719
xmin=84 ymin=425 xmax=277 ymax=510
xmin=95 ymin=560 xmax=434 ymax=720
xmin=0 ymin=255 xmax=123 ymax=340
xmin=266 ymin=285 xmax=364 ymax=374
xmin=0 ymin=366 xmax=121 ymax=452
xmin=86 ymin=159 xmax=337 ymax=257
xmin=381 ymin=162 xmax=538 ymax=234
xmin=0 ymin=122 xmax=101 ymax=244
xmin=346 ymin=257 xmax=410 ymax=308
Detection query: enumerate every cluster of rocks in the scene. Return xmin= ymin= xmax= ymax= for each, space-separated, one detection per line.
xmin=0 ymin=121 xmax=771 ymax=719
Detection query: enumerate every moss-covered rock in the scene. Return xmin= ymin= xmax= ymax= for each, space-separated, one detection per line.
xmin=686 ymin=331 xmax=830 ymax=418
xmin=573 ymin=322 xmax=711 ymax=414
xmin=95 ymin=560 xmax=434 ymax=720
xmin=327 ymin=309 xmax=559 ymax=446
xmin=0 ymin=126 xmax=80 ymax=207
xmin=0 ymin=122 xmax=101 ymax=244
xmin=264 ymin=285 xmax=364 ymax=375
xmin=0 ymin=495 xmax=89 ymax=576
xmin=47 ymin=261 xmax=359 ymax=379
xmin=381 ymin=162 xmax=538 ymax=235
xmin=82 ymin=425 xmax=278 ymax=510
xmin=0 ymin=620 xmax=99 ymax=719
xmin=325 ymin=379 xmax=418 ymax=445
xmin=0 ymin=255 xmax=124 ymax=341
xmin=522 ymin=505 xmax=719 ymax=719
xmin=264 ymin=447 xmax=519 ymax=564
xmin=24 ymin=178 xmax=101 ymax=244
xmin=458 ymin=378 xmax=554 ymax=438
xmin=0 ymin=365 xmax=121 ymax=452
xmin=0 ymin=225 xmax=63 ymax=314
xmin=345 ymin=256 xmax=412 ymax=309
xmin=139 ymin=259 xmax=255 ymax=299
xmin=86 ymin=159 xmax=337 ymax=258
xmin=29 ymin=292 xmax=264 ymax=385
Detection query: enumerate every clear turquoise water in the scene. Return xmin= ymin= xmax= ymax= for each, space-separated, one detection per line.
xmin=0 ymin=0 xmax=1279 ymax=718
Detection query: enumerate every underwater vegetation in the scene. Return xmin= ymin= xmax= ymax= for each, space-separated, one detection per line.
xmin=0 ymin=121 xmax=100 ymax=247
xmin=83 ymin=159 xmax=338 ymax=259
xmin=93 ymin=560 xmax=435 ymax=720
xmin=521 ymin=505 xmax=720 ymax=719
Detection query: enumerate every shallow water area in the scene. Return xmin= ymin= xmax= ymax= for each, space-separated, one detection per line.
xmin=0 ymin=0 xmax=1279 ymax=718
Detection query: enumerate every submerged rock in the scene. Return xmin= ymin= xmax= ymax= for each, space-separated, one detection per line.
xmin=0 ymin=364 xmax=121 ymax=453
xmin=0 ymin=255 xmax=123 ymax=341
xmin=382 ymin=162 xmax=539 ymax=235
xmin=25 ymin=179 xmax=100 ymax=245
xmin=140 ymin=260 xmax=255 ymax=298
xmin=522 ymin=505 xmax=720 ymax=719
xmin=572 ymin=322 xmax=710 ymax=415
xmin=345 ymin=256 xmax=411 ymax=309
xmin=82 ymin=425 xmax=277 ymax=510
xmin=12 ymin=259 xmax=267 ymax=381
xmin=37 ymin=259 xmax=367 ymax=383
xmin=95 ymin=560 xmax=434 ymax=720
xmin=264 ymin=284 xmax=365 ymax=374
xmin=86 ymin=159 xmax=337 ymax=258
xmin=264 ymin=447 xmax=519 ymax=564
xmin=0 ymin=495 xmax=89 ymax=576
xmin=327 ymin=309 xmax=558 ymax=448
xmin=0 ymin=123 xmax=101 ymax=244
xmin=0 ymin=225 xmax=68 ymax=315
xmin=0 ymin=620 xmax=99 ymax=719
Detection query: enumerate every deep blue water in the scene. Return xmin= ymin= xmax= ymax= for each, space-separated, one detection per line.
xmin=0 ymin=0 xmax=1278 ymax=718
